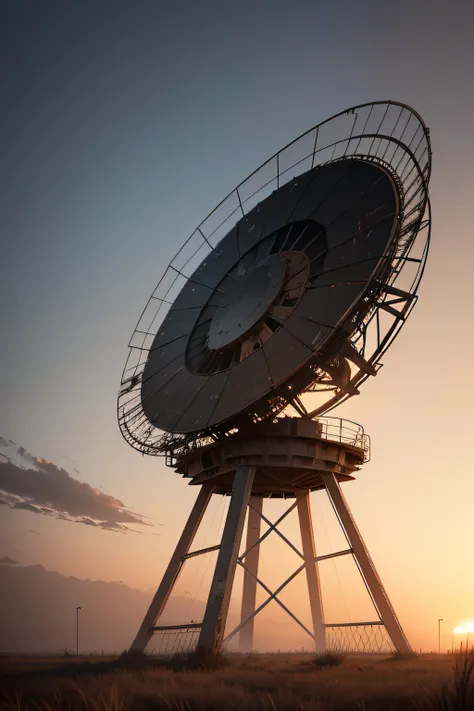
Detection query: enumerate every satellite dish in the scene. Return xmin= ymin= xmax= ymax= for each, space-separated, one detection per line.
xmin=119 ymin=101 xmax=431 ymax=658
xmin=118 ymin=100 xmax=430 ymax=457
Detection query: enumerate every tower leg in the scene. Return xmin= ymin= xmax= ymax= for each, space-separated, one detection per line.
xmin=297 ymin=491 xmax=326 ymax=652
xmin=321 ymin=472 xmax=411 ymax=653
xmin=198 ymin=465 xmax=256 ymax=654
xmin=239 ymin=496 xmax=263 ymax=652
xmin=129 ymin=484 xmax=213 ymax=653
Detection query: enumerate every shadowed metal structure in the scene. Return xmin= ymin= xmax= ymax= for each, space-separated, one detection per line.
xmin=118 ymin=101 xmax=431 ymax=656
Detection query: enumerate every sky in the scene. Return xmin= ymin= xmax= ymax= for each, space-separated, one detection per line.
xmin=1 ymin=0 xmax=474 ymax=654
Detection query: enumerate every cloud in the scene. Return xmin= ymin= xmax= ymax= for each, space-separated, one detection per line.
xmin=0 ymin=440 xmax=150 ymax=533
xmin=0 ymin=556 xmax=20 ymax=566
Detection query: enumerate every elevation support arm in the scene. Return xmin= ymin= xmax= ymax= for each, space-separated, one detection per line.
xmin=321 ymin=472 xmax=411 ymax=654
xmin=198 ymin=465 xmax=256 ymax=653
xmin=129 ymin=484 xmax=214 ymax=653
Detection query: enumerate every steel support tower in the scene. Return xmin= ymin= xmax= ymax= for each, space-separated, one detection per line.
xmin=130 ymin=418 xmax=410 ymax=656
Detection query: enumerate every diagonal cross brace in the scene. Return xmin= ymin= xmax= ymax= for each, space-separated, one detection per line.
xmin=239 ymin=495 xmax=305 ymax=563
xmin=254 ymin=507 xmax=305 ymax=560
xmin=225 ymin=547 xmax=354 ymax=646
xmin=224 ymin=559 xmax=312 ymax=645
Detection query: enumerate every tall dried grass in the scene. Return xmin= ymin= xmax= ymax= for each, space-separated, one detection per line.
xmin=414 ymin=651 xmax=474 ymax=711
xmin=1 ymin=652 xmax=472 ymax=710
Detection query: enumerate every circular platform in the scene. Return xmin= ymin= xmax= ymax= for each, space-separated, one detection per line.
xmin=174 ymin=417 xmax=370 ymax=497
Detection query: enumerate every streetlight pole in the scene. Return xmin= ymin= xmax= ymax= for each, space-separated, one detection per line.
xmin=438 ymin=618 xmax=443 ymax=654
xmin=76 ymin=606 xmax=82 ymax=657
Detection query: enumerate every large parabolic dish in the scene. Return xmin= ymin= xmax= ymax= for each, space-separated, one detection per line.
xmin=118 ymin=101 xmax=431 ymax=457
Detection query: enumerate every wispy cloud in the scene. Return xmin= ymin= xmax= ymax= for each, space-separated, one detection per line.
xmin=0 ymin=556 xmax=20 ymax=566
xmin=0 ymin=440 xmax=150 ymax=533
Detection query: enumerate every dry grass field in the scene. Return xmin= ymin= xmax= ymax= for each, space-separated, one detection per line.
xmin=0 ymin=651 xmax=473 ymax=710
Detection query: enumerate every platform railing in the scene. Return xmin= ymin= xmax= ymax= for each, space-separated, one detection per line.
xmin=316 ymin=417 xmax=371 ymax=461
xmin=162 ymin=416 xmax=370 ymax=467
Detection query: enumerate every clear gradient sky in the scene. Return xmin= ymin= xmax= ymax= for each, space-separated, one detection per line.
xmin=1 ymin=0 xmax=474 ymax=653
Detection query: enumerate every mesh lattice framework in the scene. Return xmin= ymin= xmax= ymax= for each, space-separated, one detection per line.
xmin=146 ymin=626 xmax=201 ymax=657
xmin=326 ymin=623 xmax=395 ymax=654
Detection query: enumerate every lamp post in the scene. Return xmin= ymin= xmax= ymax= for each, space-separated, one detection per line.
xmin=438 ymin=618 xmax=443 ymax=654
xmin=76 ymin=606 xmax=82 ymax=657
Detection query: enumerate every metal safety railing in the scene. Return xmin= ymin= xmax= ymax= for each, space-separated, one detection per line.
xmin=147 ymin=623 xmax=201 ymax=657
xmin=325 ymin=622 xmax=394 ymax=653
xmin=316 ymin=417 xmax=371 ymax=461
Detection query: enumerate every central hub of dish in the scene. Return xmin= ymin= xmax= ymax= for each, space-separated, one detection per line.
xmin=207 ymin=253 xmax=287 ymax=350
